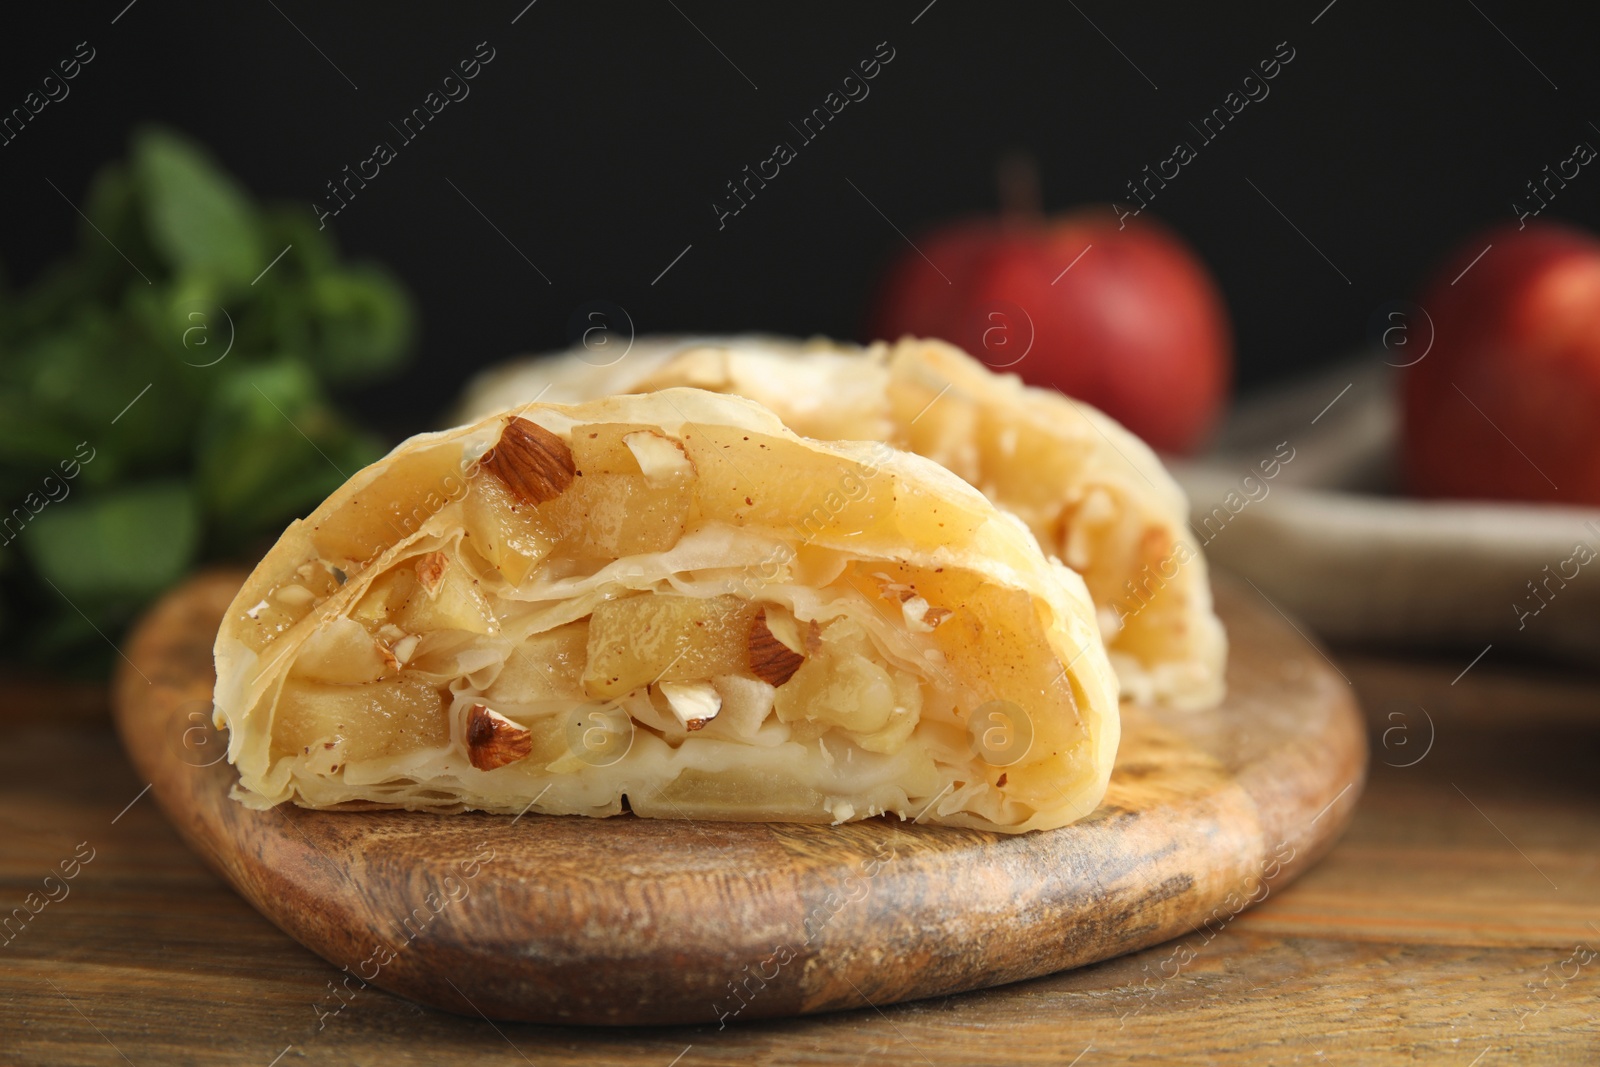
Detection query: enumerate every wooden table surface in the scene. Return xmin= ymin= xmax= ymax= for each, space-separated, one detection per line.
xmin=3 ymin=646 xmax=1598 ymax=1065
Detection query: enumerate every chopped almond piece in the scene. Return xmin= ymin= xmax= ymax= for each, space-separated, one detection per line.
xmin=465 ymin=703 xmax=533 ymax=770
xmin=482 ymin=418 xmax=576 ymax=505
xmin=748 ymin=608 xmax=805 ymax=686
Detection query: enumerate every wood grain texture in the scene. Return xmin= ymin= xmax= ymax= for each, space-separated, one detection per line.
xmin=98 ymin=571 xmax=1364 ymax=1027
xmin=3 ymin=639 xmax=1598 ymax=1063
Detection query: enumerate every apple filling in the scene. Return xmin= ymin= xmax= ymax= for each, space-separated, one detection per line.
xmin=258 ymin=415 xmax=1045 ymax=786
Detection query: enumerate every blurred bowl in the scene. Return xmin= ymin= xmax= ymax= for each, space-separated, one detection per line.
xmin=1172 ymin=359 xmax=1600 ymax=667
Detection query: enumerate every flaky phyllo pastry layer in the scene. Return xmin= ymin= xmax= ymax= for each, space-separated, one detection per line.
xmin=458 ymin=336 xmax=1227 ymax=709
xmin=214 ymin=390 xmax=1119 ymax=833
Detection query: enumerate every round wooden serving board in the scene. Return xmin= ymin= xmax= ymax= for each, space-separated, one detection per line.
xmin=114 ymin=571 xmax=1365 ymax=1027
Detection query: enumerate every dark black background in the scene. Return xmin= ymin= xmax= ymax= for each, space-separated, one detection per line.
xmin=3 ymin=0 xmax=1596 ymax=431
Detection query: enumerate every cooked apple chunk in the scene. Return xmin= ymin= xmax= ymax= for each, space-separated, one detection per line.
xmin=214 ymin=389 xmax=1119 ymax=833
xmin=584 ymin=593 xmax=754 ymax=698
xmin=271 ymin=676 xmax=448 ymax=763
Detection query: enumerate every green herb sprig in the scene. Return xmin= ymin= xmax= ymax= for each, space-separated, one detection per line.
xmin=0 ymin=126 xmax=413 ymax=671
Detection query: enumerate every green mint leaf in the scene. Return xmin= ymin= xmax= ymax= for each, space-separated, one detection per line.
xmin=20 ymin=480 xmax=199 ymax=603
xmin=133 ymin=127 xmax=265 ymax=287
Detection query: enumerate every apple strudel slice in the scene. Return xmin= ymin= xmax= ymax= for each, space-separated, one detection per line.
xmin=214 ymin=389 xmax=1119 ymax=833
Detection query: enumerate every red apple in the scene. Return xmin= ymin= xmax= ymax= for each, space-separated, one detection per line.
xmin=1402 ymin=221 xmax=1600 ymax=505
xmin=865 ymin=208 xmax=1232 ymax=453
